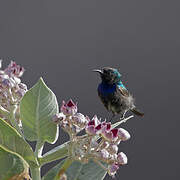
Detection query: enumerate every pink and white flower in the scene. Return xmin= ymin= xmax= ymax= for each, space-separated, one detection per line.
xmin=117 ymin=152 xmax=128 ymax=165
xmin=61 ymin=99 xmax=77 ymax=115
xmin=101 ymin=127 xmax=119 ymax=142
xmin=85 ymin=115 xmax=102 ymax=135
xmin=118 ymin=128 xmax=131 ymax=141
xmin=4 ymin=61 xmax=25 ymax=77
xmin=108 ymin=163 xmax=119 ymax=177
xmin=72 ymin=113 xmax=89 ymax=128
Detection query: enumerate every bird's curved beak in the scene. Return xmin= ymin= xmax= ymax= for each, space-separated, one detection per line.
xmin=92 ymin=69 xmax=103 ymax=74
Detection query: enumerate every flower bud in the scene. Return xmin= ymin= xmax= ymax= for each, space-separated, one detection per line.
xmin=1 ymin=79 xmax=10 ymax=89
xmin=117 ymin=152 xmax=128 ymax=165
xmin=100 ymin=149 xmax=109 ymax=160
xmin=52 ymin=113 xmax=66 ymax=124
xmin=5 ymin=61 xmax=25 ymax=77
xmin=72 ymin=113 xmax=88 ymax=128
xmin=85 ymin=116 xmax=102 ymax=135
xmin=107 ymin=144 xmax=118 ymax=154
xmin=61 ymin=99 xmax=77 ymax=115
xmin=18 ymin=83 xmax=27 ymax=90
xmin=100 ymin=141 xmax=109 ymax=149
xmin=108 ymin=163 xmax=119 ymax=177
xmin=91 ymin=115 xmax=101 ymax=126
xmin=0 ymin=74 xmax=9 ymax=81
xmin=85 ymin=124 xmax=97 ymax=136
xmin=16 ymin=89 xmax=26 ymax=99
xmin=118 ymin=128 xmax=131 ymax=141
xmin=102 ymin=128 xmax=119 ymax=142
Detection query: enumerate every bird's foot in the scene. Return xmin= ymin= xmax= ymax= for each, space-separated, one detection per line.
xmin=120 ymin=113 xmax=126 ymax=120
xmin=119 ymin=117 xmax=127 ymax=124
xmin=119 ymin=115 xmax=134 ymax=125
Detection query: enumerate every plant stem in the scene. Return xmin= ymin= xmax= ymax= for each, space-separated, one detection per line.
xmin=38 ymin=142 xmax=69 ymax=166
xmin=30 ymin=166 xmax=41 ymax=180
xmin=118 ymin=115 xmax=134 ymax=125
xmin=30 ymin=140 xmax=44 ymax=180
xmin=111 ymin=115 xmax=134 ymax=129
xmin=35 ymin=140 xmax=44 ymax=158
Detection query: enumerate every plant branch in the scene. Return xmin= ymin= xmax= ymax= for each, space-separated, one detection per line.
xmin=30 ymin=166 xmax=41 ymax=180
xmin=31 ymin=140 xmax=44 ymax=180
xmin=38 ymin=142 xmax=70 ymax=166
xmin=111 ymin=115 xmax=134 ymax=128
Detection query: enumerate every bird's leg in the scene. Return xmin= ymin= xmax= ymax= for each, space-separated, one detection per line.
xmin=120 ymin=112 xmax=126 ymax=120
xmin=120 ymin=114 xmax=125 ymax=120
xmin=120 ymin=110 xmax=128 ymax=120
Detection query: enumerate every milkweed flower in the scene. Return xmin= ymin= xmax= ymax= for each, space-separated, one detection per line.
xmin=108 ymin=163 xmax=119 ymax=177
xmin=117 ymin=152 xmax=128 ymax=165
xmin=0 ymin=60 xmax=27 ymax=127
xmin=52 ymin=99 xmax=131 ymax=178
xmin=61 ymin=99 xmax=77 ymax=115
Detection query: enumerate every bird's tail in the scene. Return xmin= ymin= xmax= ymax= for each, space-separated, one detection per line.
xmin=131 ymin=108 xmax=144 ymax=117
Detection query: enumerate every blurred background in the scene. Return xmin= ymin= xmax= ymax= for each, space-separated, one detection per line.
xmin=0 ymin=0 xmax=179 ymax=179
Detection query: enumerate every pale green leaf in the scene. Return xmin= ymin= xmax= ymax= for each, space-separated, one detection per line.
xmin=0 ymin=118 xmax=38 ymax=167
xmin=0 ymin=145 xmax=29 ymax=180
xmin=20 ymin=77 xmax=59 ymax=143
xmin=42 ymin=159 xmax=107 ymax=180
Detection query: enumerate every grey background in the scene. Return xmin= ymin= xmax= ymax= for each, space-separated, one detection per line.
xmin=0 ymin=0 xmax=179 ymax=179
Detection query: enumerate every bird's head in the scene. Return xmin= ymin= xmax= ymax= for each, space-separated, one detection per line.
xmin=93 ymin=67 xmax=121 ymax=84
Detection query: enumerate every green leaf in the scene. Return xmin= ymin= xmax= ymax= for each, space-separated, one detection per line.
xmin=0 ymin=118 xmax=38 ymax=167
xmin=42 ymin=159 xmax=107 ymax=180
xmin=0 ymin=145 xmax=29 ymax=180
xmin=20 ymin=77 xmax=59 ymax=144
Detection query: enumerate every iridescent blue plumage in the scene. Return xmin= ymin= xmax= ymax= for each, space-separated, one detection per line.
xmin=94 ymin=67 xmax=144 ymax=118
xmin=98 ymin=83 xmax=116 ymax=97
xmin=117 ymin=81 xmax=126 ymax=90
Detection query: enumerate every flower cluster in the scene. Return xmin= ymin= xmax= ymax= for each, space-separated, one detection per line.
xmin=53 ymin=99 xmax=131 ymax=177
xmin=0 ymin=60 xmax=27 ymax=125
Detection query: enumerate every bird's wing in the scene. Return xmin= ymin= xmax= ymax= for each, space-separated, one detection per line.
xmin=117 ymin=86 xmax=129 ymax=97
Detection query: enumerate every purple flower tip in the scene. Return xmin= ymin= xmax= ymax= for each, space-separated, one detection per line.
xmin=95 ymin=124 xmax=102 ymax=130
xmin=106 ymin=123 xmax=111 ymax=130
xmin=67 ymin=99 xmax=75 ymax=107
xmin=111 ymin=129 xmax=118 ymax=138
xmin=88 ymin=120 xmax=95 ymax=126
xmin=61 ymin=99 xmax=77 ymax=115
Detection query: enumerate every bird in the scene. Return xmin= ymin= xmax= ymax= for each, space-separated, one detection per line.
xmin=93 ymin=67 xmax=144 ymax=119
